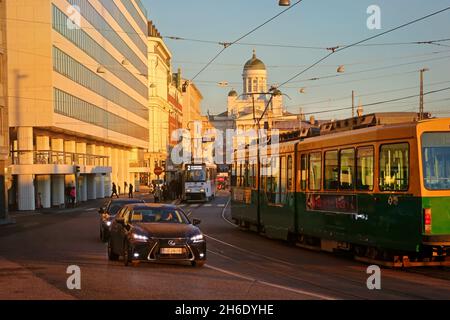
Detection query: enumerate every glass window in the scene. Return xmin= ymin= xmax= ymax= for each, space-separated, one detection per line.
xmin=309 ymin=152 xmax=322 ymax=191
xmin=287 ymin=155 xmax=293 ymax=191
xmin=422 ymin=132 xmax=450 ymax=190
xmin=300 ymin=154 xmax=307 ymax=190
xmin=340 ymin=148 xmax=355 ymax=190
xmin=244 ymin=162 xmax=249 ymax=187
xmin=324 ymin=150 xmax=338 ymax=190
xmin=379 ymin=143 xmax=409 ymax=191
xmin=280 ymin=156 xmax=287 ymax=202
xmin=357 ymin=146 xmax=374 ymax=191
xmin=231 ymin=162 xmax=237 ymax=187
xmin=268 ymin=157 xmax=280 ymax=203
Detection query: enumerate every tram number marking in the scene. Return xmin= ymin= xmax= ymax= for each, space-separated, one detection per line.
xmin=387 ymin=195 xmax=398 ymax=206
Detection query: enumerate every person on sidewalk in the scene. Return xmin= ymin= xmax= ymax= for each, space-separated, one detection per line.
xmin=128 ymin=184 xmax=134 ymax=198
xmin=70 ymin=186 xmax=76 ymax=207
xmin=124 ymin=181 xmax=128 ymax=195
xmin=111 ymin=182 xmax=119 ymax=198
xmin=154 ymin=185 xmax=161 ymax=203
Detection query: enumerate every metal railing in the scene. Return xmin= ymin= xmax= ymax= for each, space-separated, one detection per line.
xmin=11 ymin=150 xmax=110 ymax=166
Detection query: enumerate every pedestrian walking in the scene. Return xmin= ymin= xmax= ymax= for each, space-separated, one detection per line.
xmin=128 ymin=183 xmax=134 ymax=198
xmin=154 ymin=185 xmax=161 ymax=203
xmin=111 ymin=182 xmax=119 ymax=198
xmin=124 ymin=181 xmax=128 ymax=194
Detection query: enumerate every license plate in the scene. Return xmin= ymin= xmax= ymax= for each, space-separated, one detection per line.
xmin=160 ymin=248 xmax=183 ymax=254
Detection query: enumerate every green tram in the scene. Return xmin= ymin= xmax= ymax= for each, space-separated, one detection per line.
xmin=230 ymin=113 xmax=450 ymax=267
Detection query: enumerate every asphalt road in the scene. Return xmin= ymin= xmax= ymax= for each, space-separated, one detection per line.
xmin=1 ymin=192 xmax=449 ymax=300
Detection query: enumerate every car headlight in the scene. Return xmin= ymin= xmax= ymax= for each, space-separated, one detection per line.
xmin=200 ymin=188 xmax=205 ymax=193
xmin=132 ymin=233 xmax=149 ymax=241
xmin=190 ymin=234 xmax=204 ymax=243
xmin=106 ymin=221 xmax=112 ymax=227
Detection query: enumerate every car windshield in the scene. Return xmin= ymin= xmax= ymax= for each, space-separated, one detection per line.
xmin=130 ymin=208 xmax=189 ymax=224
xmin=422 ymin=132 xmax=450 ymax=190
xmin=109 ymin=201 xmax=143 ymax=215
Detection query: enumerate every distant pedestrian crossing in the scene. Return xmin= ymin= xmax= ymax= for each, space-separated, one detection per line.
xmin=178 ymin=203 xmax=226 ymax=209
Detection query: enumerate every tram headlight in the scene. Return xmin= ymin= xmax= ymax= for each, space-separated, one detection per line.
xmin=186 ymin=189 xmax=191 ymax=193
xmin=200 ymin=188 xmax=205 ymax=193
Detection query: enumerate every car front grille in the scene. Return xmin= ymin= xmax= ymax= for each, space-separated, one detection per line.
xmin=147 ymin=238 xmax=194 ymax=261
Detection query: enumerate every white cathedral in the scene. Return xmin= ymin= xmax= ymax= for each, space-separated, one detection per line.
xmin=226 ymin=50 xmax=284 ymax=131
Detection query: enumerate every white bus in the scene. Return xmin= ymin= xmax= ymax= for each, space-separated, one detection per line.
xmin=183 ymin=164 xmax=216 ymax=202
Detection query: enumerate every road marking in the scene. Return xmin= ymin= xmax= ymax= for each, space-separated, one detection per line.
xmin=23 ymin=222 xmax=39 ymax=228
xmin=205 ymin=264 xmax=335 ymax=300
xmin=220 ymin=197 xmax=237 ymax=227
xmin=10 ymin=212 xmax=41 ymax=218
xmin=203 ymin=204 xmax=212 ymax=207
xmin=217 ymin=204 xmax=225 ymax=207
xmin=189 ymin=204 xmax=200 ymax=208
xmin=205 ymin=233 xmax=297 ymax=267
xmin=86 ymin=208 xmax=97 ymax=211
xmin=178 ymin=204 xmax=186 ymax=207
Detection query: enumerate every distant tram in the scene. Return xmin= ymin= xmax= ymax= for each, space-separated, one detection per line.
xmin=183 ymin=163 xmax=217 ymax=202
xmin=231 ymin=113 xmax=450 ymax=267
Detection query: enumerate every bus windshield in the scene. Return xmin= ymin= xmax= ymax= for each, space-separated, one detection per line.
xmin=422 ymin=132 xmax=450 ymax=190
xmin=186 ymin=169 xmax=206 ymax=182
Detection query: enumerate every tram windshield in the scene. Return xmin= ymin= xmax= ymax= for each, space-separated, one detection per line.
xmin=422 ymin=132 xmax=450 ymax=190
xmin=186 ymin=165 xmax=207 ymax=182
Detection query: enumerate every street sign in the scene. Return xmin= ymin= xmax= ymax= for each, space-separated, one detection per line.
xmin=154 ymin=166 xmax=163 ymax=176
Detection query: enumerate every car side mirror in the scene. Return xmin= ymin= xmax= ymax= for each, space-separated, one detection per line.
xmin=192 ymin=218 xmax=201 ymax=226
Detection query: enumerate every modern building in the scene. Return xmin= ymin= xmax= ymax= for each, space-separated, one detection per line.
xmin=147 ymin=21 xmax=171 ymax=182
xmin=6 ymin=0 xmax=149 ymax=210
xmin=0 ymin=0 xmax=9 ymax=219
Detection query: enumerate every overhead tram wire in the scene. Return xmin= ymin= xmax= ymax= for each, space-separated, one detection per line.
xmin=256 ymin=6 xmax=450 ymax=122
xmin=164 ymin=35 xmax=450 ymax=50
xmin=285 ymin=79 xmax=450 ymax=109
xmin=299 ymin=86 xmax=450 ymax=116
xmin=189 ymin=0 xmax=304 ymax=82
xmin=277 ymin=6 xmax=450 ymax=89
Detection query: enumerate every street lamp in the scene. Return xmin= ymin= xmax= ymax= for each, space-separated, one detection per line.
xmin=279 ymin=0 xmax=291 ymax=5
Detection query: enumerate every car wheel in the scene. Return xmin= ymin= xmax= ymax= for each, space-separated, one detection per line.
xmin=107 ymin=240 xmax=119 ymax=261
xmin=123 ymin=241 xmax=132 ymax=266
xmin=191 ymin=260 xmax=205 ymax=268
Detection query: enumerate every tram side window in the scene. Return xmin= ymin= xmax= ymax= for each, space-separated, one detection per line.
xmin=324 ymin=150 xmax=339 ymax=190
xmin=248 ymin=162 xmax=254 ymax=188
xmin=280 ymin=156 xmax=287 ymax=202
xmin=379 ymin=143 xmax=409 ymax=191
xmin=340 ymin=148 xmax=355 ymax=190
xmin=287 ymin=155 xmax=293 ymax=191
xmin=231 ymin=162 xmax=237 ymax=187
xmin=300 ymin=154 xmax=307 ymax=190
xmin=244 ymin=162 xmax=249 ymax=187
xmin=267 ymin=157 xmax=280 ymax=203
xmin=237 ymin=163 xmax=242 ymax=187
xmin=357 ymin=146 xmax=374 ymax=191
xmin=309 ymin=152 xmax=322 ymax=191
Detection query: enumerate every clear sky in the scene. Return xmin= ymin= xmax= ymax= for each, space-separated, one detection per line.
xmin=143 ymin=0 xmax=450 ymax=120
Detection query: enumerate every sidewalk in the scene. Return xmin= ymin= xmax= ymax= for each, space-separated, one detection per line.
xmin=6 ymin=189 xmax=181 ymax=221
